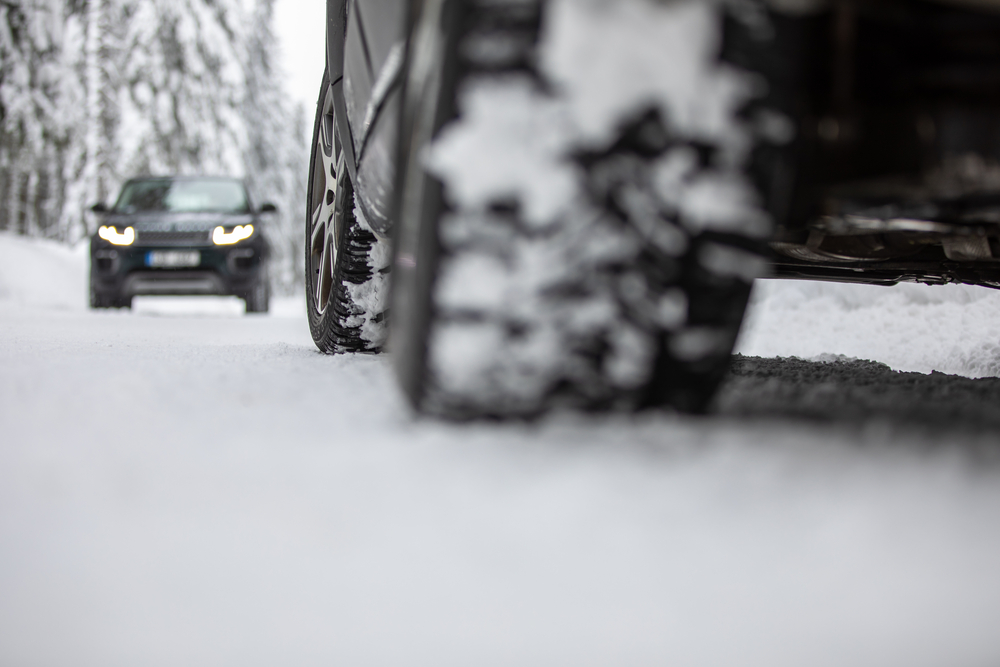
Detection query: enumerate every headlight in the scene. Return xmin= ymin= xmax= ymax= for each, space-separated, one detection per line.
xmin=213 ymin=224 xmax=254 ymax=245
xmin=98 ymin=226 xmax=135 ymax=246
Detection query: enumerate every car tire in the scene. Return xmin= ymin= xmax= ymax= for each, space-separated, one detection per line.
xmin=89 ymin=285 xmax=110 ymax=309
xmin=245 ymin=278 xmax=270 ymax=314
xmin=390 ymin=0 xmax=777 ymax=417
xmin=305 ymin=70 xmax=391 ymax=353
xmin=90 ymin=281 xmax=129 ymax=309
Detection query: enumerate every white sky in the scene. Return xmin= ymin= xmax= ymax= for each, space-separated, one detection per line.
xmin=273 ymin=0 xmax=327 ymax=116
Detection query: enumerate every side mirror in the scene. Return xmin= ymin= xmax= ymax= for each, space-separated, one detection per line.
xmin=259 ymin=202 xmax=278 ymax=214
xmin=90 ymin=202 xmax=109 ymax=213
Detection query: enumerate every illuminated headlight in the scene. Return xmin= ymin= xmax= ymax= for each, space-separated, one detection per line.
xmin=213 ymin=224 xmax=254 ymax=245
xmin=98 ymin=225 xmax=135 ymax=246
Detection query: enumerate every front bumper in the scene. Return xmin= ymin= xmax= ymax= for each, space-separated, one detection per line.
xmin=90 ymin=240 xmax=267 ymax=297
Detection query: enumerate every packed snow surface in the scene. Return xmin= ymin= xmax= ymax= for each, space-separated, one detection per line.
xmin=3 ymin=232 xmax=1000 ymax=667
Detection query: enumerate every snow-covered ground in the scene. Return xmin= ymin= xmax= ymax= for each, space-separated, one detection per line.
xmin=2 ymin=231 xmax=1000 ymax=667
xmin=739 ymin=279 xmax=1000 ymax=379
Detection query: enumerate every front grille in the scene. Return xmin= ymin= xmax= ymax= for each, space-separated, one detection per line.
xmin=136 ymin=230 xmax=211 ymax=246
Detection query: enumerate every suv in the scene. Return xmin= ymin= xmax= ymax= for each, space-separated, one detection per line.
xmin=307 ymin=0 xmax=1000 ymax=417
xmin=90 ymin=176 xmax=273 ymax=313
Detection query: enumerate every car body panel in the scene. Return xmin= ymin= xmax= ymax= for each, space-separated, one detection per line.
xmin=327 ymin=0 xmax=406 ymax=237
xmin=357 ymin=0 xmax=407 ymax=77
xmin=343 ymin=5 xmax=373 ymax=157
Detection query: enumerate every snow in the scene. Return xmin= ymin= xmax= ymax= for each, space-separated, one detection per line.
xmin=737 ymin=278 xmax=1000 ymax=379
xmin=4 ymin=232 xmax=1000 ymax=666
xmin=425 ymin=77 xmax=579 ymax=228
xmin=426 ymin=78 xmax=582 ymax=226
xmin=347 ymin=202 xmax=391 ymax=347
xmin=0 ymin=232 xmax=89 ymax=310
xmin=539 ymin=0 xmax=758 ymax=150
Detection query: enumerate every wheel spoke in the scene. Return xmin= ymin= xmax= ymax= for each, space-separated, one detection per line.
xmin=311 ymin=202 xmax=327 ymax=248
xmin=320 ymin=111 xmax=337 ymax=180
xmin=321 ymin=109 xmax=332 ymax=151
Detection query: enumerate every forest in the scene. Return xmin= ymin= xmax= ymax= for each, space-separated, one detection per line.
xmin=0 ymin=0 xmax=307 ymax=292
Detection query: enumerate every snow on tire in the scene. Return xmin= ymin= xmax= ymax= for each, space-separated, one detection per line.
xmin=391 ymin=0 xmax=780 ymax=417
xmin=307 ymin=70 xmax=390 ymax=354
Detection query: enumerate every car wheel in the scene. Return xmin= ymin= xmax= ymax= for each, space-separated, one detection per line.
xmin=89 ymin=283 xmax=110 ymax=309
xmin=244 ymin=278 xmax=270 ymax=314
xmin=306 ymin=69 xmax=390 ymax=353
xmin=90 ymin=280 xmax=127 ymax=309
xmin=390 ymin=0 xmax=777 ymax=417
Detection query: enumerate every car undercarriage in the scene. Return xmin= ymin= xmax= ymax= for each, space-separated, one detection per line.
xmin=755 ymin=0 xmax=1000 ymax=288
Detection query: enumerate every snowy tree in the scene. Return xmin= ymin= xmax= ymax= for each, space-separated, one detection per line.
xmin=115 ymin=0 xmax=246 ymax=179
xmin=0 ymin=0 xmax=87 ymax=239
xmin=241 ymin=0 xmax=307 ymax=294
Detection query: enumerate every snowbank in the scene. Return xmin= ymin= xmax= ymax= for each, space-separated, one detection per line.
xmin=0 ymin=232 xmax=89 ymax=310
xmin=738 ymin=279 xmax=1000 ymax=378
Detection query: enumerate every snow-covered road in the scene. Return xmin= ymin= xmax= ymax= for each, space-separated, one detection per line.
xmin=2 ymin=232 xmax=1000 ymax=667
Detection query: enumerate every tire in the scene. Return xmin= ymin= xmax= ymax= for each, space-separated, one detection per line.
xmin=244 ymin=278 xmax=270 ymax=314
xmin=306 ymin=69 xmax=391 ymax=353
xmin=89 ymin=284 xmax=111 ymax=309
xmin=391 ymin=0 xmax=779 ymax=417
xmin=90 ymin=280 xmax=129 ymax=309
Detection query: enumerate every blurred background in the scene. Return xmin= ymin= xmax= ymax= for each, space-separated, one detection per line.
xmin=0 ymin=0 xmax=323 ymax=297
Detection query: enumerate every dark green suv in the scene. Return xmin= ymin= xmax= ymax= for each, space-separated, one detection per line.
xmin=90 ymin=176 xmax=273 ymax=313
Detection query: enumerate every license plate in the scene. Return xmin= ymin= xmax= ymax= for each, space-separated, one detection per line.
xmin=146 ymin=251 xmax=200 ymax=268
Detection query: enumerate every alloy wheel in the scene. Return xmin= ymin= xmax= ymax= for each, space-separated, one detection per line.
xmin=308 ymin=84 xmax=342 ymax=316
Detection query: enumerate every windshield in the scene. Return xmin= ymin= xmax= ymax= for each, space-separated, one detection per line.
xmin=114 ymin=179 xmax=250 ymax=214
